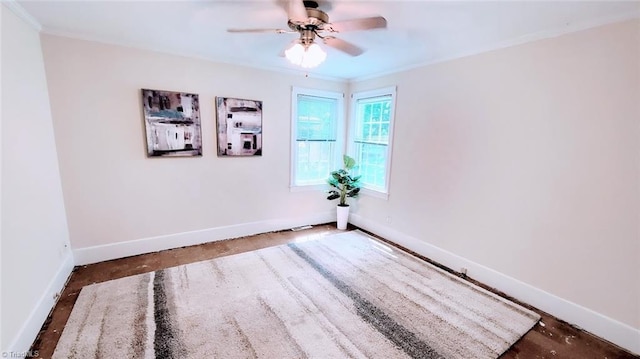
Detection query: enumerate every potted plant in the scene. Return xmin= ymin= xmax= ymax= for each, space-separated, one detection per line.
xmin=327 ymin=155 xmax=361 ymax=230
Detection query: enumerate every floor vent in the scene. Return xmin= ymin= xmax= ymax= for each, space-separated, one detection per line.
xmin=291 ymin=225 xmax=313 ymax=231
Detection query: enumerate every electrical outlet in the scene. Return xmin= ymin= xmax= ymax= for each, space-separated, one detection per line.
xmin=385 ymin=216 xmax=392 ymax=223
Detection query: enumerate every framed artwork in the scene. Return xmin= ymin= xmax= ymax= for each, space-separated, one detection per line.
xmin=215 ymin=97 xmax=263 ymax=156
xmin=141 ymin=89 xmax=202 ymax=157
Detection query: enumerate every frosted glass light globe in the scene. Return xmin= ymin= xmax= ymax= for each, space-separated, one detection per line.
xmin=284 ymin=43 xmax=305 ymax=66
xmin=285 ymin=42 xmax=326 ymax=68
xmin=301 ymin=43 xmax=327 ymax=68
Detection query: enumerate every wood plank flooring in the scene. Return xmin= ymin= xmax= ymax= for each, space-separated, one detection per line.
xmin=29 ymin=224 xmax=638 ymax=359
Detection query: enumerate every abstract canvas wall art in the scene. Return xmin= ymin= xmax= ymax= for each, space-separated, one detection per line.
xmin=216 ymin=97 xmax=263 ymax=156
xmin=142 ymin=89 xmax=202 ymax=157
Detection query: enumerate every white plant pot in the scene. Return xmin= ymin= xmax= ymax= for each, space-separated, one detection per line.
xmin=336 ymin=205 xmax=350 ymax=230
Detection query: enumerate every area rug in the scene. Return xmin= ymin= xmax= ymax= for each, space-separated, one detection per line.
xmin=53 ymin=230 xmax=540 ymax=359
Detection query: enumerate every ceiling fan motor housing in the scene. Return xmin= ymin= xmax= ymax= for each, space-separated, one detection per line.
xmin=304 ymin=8 xmax=329 ymax=26
xmin=288 ymin=2 xmax=329 ymax=32
xmin=287 ymin=2 xmax=329 ymax=47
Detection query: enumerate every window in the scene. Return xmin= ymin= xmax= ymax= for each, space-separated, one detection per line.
xmin=291 ymin=87 xmax=344 ymax=188
xmin=349 ymin=86 xmax=396 ymax=197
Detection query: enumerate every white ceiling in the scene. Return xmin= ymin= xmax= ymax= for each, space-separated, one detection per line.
xmin=14 ymin=0 xmax=640 ymax=80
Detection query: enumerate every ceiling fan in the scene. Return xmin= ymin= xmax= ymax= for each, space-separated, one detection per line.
xmin=227 ymin=0 xmax=387 ymax=67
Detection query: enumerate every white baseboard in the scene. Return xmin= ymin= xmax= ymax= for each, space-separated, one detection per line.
xmin=349 ymin=214 xmax=640 ymax=355
xmin=6 ymin=253 xmax=74 ymax=358
xmin=73 ymin=211 xmax=335 ymax=265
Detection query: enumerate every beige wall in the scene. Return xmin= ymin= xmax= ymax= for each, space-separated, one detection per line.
xmin=350 ymin=19 xmax=640 ymax=329
xmin=40 ymin=35 xmax=347 ymax=250
xmin=1 ymin=5 xmax=72 ymax=351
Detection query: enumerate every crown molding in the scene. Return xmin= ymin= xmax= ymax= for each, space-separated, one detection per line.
xmin=349 ymin=12 xmax=640 ymax=83
xmin=40 ymin=27 xmax=348 ymax=83
xmin=2 ymin=0 xmax=42 ymax=31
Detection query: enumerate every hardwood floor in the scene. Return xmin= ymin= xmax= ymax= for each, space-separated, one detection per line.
xmin=30 ymin=224 xmax=637 ymax=359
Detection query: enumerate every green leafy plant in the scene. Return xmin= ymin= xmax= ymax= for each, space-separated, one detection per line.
xmin=327 ymin=155 xmax=361 ymax=206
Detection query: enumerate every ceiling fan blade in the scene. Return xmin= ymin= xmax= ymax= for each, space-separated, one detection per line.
xmin=227 ymin=28 xmax=292 ymax=34
xmin=323 ymin=37 xmax=364 ymax=57
xmin=288 ymin=0 xmax=308 ymax=22
xmin=326 ymin=16 xmax=387 ymax=33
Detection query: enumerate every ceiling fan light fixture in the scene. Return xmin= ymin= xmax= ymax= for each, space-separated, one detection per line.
xmin=285 ymin=41 xmax=326 ymax=68
xmin=228 ymin=0 xmax=388 ymax=68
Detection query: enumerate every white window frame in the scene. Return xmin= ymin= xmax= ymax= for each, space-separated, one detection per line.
xmin=290 ymin=87 xmax=345 ymax=191
xmin=347 ymin=86 xmax=397 ymax=199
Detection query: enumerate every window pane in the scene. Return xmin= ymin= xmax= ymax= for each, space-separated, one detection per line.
xmin=355 ymin=96 xmax=391 ymax=144
xmin=353 ymin=141 xmax=387 ymax=189
xmin=381 ymin=123 xmax=389 ymax=137
xmin=297 ymin=95 xmax=337 ymax=141
xmin=296 ymin=141 xmax=335 ymax=185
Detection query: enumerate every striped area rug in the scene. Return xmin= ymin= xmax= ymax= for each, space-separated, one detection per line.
xmin=53 ymin=230 xmax=540 ymax=359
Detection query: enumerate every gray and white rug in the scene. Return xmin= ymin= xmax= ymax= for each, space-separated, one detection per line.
xmin=53 ymin=230 xmax=540 ymax=358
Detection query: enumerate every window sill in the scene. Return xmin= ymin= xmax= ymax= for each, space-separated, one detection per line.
xmin=289 ymin=184 xmax=388 ymax=201
xmin=360 ymin=187 xmax=389 ymax=200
